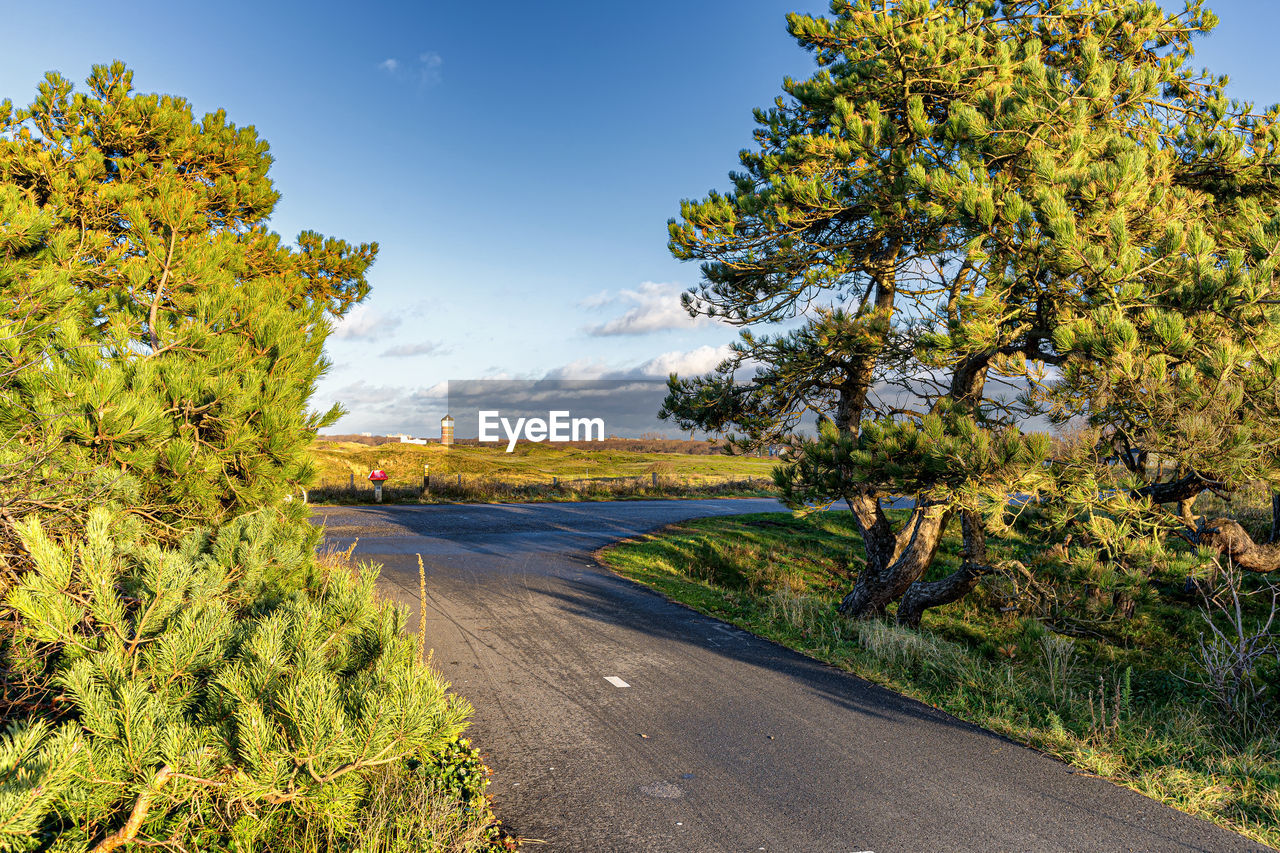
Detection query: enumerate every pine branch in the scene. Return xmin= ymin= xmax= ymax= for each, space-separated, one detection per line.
xmin=89 ymin=764 xmax=172 ymax=853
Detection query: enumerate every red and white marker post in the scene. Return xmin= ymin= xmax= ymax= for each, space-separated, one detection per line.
xmin=368 ymin=469 xmax=388 ymax=502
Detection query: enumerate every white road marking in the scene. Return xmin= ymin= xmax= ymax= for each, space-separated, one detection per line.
xmin=604 ymin=676 xmax=630 ymax=688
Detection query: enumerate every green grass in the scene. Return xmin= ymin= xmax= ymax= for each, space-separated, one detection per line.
xmin=308 ymin=440 xmax=778 ymax=504
xmin=598 ymin=512 xmax=1280 ymax=849
xmin=245 ymin=748 xmax=516 ymax=852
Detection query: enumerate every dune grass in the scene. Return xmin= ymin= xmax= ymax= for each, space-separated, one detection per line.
xmin=598 ymin=511 xmax=1280 ymax=849
xmin=308 ymin=440 xmax=778 ymax=504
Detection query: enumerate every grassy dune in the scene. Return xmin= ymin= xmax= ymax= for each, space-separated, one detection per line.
xmin=308 ymin=440 xmax=779 ymax=503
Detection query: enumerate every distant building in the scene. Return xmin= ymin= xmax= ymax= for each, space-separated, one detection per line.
xmin=399 ymin=435 xmax=427 ymax=445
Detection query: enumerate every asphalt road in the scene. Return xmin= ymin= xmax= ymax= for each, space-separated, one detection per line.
xmin=311 ymin=499 xmax=1268 ymax=853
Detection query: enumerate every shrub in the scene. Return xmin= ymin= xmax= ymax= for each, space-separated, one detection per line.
xmin=0 ymin=63 xmax=503 ymax=852
xmin=1189 ymin=569 xmax=1280 ymax=735
xmin=0 ymin=509 xmax=473 ymax=851
xmin=0 ymin=62 xmax=375 ymax=546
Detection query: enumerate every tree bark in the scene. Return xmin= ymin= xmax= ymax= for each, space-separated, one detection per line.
xmin=1199 ymin=517 xmax=1280 ymax=573
xmin=897 ymin=510 xmax=989 ymax=627
xmin=838 ymin=500 xmax=953 ymax=618
xmin=1133 ymin=470 xmax=1216 ymax=505
xmin=1270 ymin=491 xmax=1280 ymax=544
xmin=1178 ymin=494 xmax=1197 ymax=527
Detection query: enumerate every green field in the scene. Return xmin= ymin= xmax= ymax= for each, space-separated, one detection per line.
xmin=599 ymin=511 xmax=1280 ymax=848
xmin=309 ymin=440 xmax=779 ymax=503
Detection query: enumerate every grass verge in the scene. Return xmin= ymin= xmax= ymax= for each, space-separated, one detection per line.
xmin=597 ymin=511 xmax=1280 ymax=849
xmin=309 ymin=475 xmax=774 ymax=505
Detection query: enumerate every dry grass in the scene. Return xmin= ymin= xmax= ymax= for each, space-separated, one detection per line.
xmin=259 ymin=763 xmax=504 ymax=853
xmin=309 ymin=470 xmax=774 ymax=505
xmin=309 ymin=438 xmax=777 ymax=504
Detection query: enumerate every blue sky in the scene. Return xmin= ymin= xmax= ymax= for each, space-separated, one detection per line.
xmin=5 ymin=1 xmax=1279 ymax=435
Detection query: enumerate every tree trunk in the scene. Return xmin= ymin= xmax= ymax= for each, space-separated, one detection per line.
xmin=1178 ymin=494 xmax=1197 ymax=527
xmin=1199 ymin=517 xmax=1280 ymax=573
xmin=897 ymin=510 xmax=989 ymax=627
xmin=838 ymin=499 xmax=953 ymax=618
xmin=1270 ymin=491 xmax=1280 ymax=544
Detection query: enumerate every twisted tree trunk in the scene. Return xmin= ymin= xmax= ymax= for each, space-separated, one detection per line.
xmin=1126 ymin=470 xmax=1280 ymax=572
xmin=1199 ymin=517 xmax=1280 ymax=573
xmin=897 ymin=510 xmax=990 ymax=628
xmin=838 ymin=495 xmax=953 ymax=618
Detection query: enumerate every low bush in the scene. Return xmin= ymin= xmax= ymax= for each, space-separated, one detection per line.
xmin=0 ymin=509 xmax=503 ymax=851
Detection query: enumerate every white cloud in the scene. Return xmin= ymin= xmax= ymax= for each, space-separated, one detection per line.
xmin=544 ymin=358 xmax=614 ymax=380
xmin=381 ymin=341 xmax=450 ymax=358
xmin=375 ymin=51 xmax=444 ymax=86
xmin=319 ymin=346 xmax=743 ymax=436
xmin=418 ymin=51 xmax=444 ymax=85
xmin=328 ymin=380 xmax=403 ymax=408
xmin=320 ymin=380 xmax=450 ymax=435
xmin=584 ymin=281 xmax=714 ymax=336
xmin=538 ymin=344 xmax=735 ymax=382
xmin=636 ymin=344 xmax=732 ymax=378
xmin=579 ymin=289 xmax=612 ymax=309
xmin=413 ymin=380 xmax=449 ymax=399
xmin=331 ymin=305 xmax=402 ymax=341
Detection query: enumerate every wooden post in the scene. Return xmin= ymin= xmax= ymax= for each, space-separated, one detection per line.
xmin=423 ymin=463 xmax=430 ymax=492
xmin=652 ymin=471 xmax=658 ymax=487
xmin=349 ymin=472 xmax=355 ymax=490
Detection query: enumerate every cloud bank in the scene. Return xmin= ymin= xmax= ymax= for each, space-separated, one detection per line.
xmin=320 ymin=344 xmax=739 ymax=435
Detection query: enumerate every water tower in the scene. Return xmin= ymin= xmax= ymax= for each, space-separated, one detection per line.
xmin=440 ymin=414 xmax=454 ymax=446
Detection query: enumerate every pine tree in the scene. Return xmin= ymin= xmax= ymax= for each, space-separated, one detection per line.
xmin=662 ymin=0 xmax=1243 ymax=621
xmin=1040 ymin=84 xmax=1280 ymax=573
xmin=0 ymin=62 xmax=376 ymax=542
xmin=1 ymin=510 xmax=471 ymax=850
xmin=0 ymin=65 xmax=499 ymax=851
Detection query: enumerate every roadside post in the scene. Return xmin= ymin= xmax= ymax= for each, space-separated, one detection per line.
xmin=423 ymin=463 xmax=430 ymax=492
xmin=369 ymin=469 xmax=388 ymax=502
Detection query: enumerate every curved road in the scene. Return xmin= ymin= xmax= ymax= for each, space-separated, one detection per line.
xmin=312 ymin=500 xmax=1266 ymax=853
